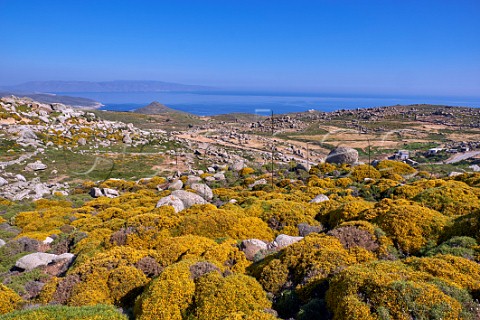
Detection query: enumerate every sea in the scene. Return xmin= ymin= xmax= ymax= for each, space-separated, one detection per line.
xmin=58 ymin=91 xmax=480 ymax=116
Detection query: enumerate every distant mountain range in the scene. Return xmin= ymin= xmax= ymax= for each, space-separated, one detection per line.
xmin=0 ymin=80 xmax=213 ymax=93
xmin=134 ymin=101 xmax=189 ymax=115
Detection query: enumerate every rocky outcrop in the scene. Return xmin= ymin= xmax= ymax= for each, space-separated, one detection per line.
xmin=0 ymin=176 xmax=69 ymax=201
xmin=325 ymin=147 xmax=359 ymax=165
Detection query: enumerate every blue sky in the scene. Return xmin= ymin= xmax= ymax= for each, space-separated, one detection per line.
xmin=0 ymin=0 xmax=479 ymax=96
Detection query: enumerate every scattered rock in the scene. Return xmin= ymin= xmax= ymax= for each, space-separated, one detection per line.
xmin=186 ymin=176 xmax=202 ymax=185
xmin=448 ymin=172 xmax=463 ymax=177
xmin=15 ymin=174 xmax=26 ymax=182
xmin=77 ymin=138 xmax=87 ymax=146
xmin=298 ymin=223 xmax=324 ymax=236
xmin=248 ymin=178 xmax=268 ymax=188
xmin=231 ymin=161 xmax=245 ymax=171
xmin=102 ymin=188 xmax=120 ymax=198
xmin=88 ymin=187 xmax=119 ymax=198
xmin=156 ymin=194 xmax=185 ymax=213
xmin=0 ymin=239 xmax=5 ymax=248
xmin=168 ymin=179 xmax=183 ymax=191
xmin=0 ymin=177 xmax=7 ymax=187
xmin=240 ymin=239 xmax=268 ymax=260
xmin=325 ymin=147 xmax=359 ymax=165
xmin=25 ymin=161 xmax=47 ymax=171
xmin=310 ymin=194 xmax=329 ymax=203
xmin=122 ymin=134 xmax=132 ymax=144
xmin=271 ymin=234 xmax=303 ymax=249
xmin=296 ymin=162 xmax=311 ymax=172
xmin=469 ymin=165 xmax=480 ymax=172
xmin=43 ymin=237 xmax=55 ymax=245
xmin=213 ymin=173 xmax=226 ymax=181
xmin=88 ymin=187 xmax=104 ymax=198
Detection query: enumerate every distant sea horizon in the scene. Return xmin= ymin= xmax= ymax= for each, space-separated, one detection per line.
xmin=56 ymin=91 xmax=480 ymax=116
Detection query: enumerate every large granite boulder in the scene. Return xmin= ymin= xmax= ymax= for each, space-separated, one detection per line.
xmin=190 ymin=183 xmax=213 ymax=200
xmin=15 ymin=252 xmax=58 ymax=271
xmin=325 ymin=147 xmax=359 ymax=165
xmin=156 ymin=194 xmax=185 ymax=213
xmin=171 ymin=190 xmax=207 ymax=208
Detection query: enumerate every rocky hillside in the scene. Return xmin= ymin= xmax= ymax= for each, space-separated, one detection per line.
xmin=0 ymin=96 xmax=480 ymax=319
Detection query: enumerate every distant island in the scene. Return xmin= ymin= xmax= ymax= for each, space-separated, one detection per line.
xmin=0 ymin=91 xmax=102 ymax=109
xmin=0 ymin=80 xmax=213 ymax=93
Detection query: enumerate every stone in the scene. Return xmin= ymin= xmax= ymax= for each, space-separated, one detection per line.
xmin=469 ymin=164 xmax=480 ymax=172
xmin=168 ymin=179 xmax=183 ymax=191
xmin=102 ymin=188 xmax=119 ymax=198
xmin=325 ymin=147 xmax=359 ymax=165
xmin=271 ymin=234 xmax=303 ymax=249
xmin=310 ymin=194 xmax=329 ymax=203
xmin=248 ymin=178 xmax=268 ymax=189
xmin=240 ymin=239 xmax=268 ymax=260
xmin=77 ymin=138 xmax=87 ymax=146
xmin=0 ymin=177 xmax=7 ymax=187
xmin=25 ymin=161 xmax=47 ymax=171
xmin=34 ymin=184 xmax=50 ymax=198
xmin=213 ymin=173 xmax=226 ymax=181
xmin=448 ymin=171 xmax=463 ymax=177
xmin=13 ymin=189 xmax=31 ymax=201
xmin=89 ymin=187 xmax=104 ymax=198
xmin=122 ymin=134 xmax=132 ymax=144
xmin=53 ymin=253 xmax=75 ymax=263
xmin=0 ymin=239 xmax=5 ymax=248
xmin=156 ymin=194 xmax=185 ymax=213
xmin=190 ymin=183 xmax=213 ymax=200
xmin=15 ymin=174 xmax=26 ymax=182
xmin=15 ymin=252 xmax=58 ymax=271
xmin=186 ymin=176 xmax=202 ymax=185
xmin=43 ymin=237 xmax=55 ymax=245
xmin=204 ymin=176 xmax=215 ymax=182
xmin=20 ymin=129 xmax=38 ymax=141
xmin=231 ymin=161 xmax=245 ymax=171
xmin=171 ymin=190 xmax=207 ymax=208
xmin=296 ymin=162 xmax=311 ymax=172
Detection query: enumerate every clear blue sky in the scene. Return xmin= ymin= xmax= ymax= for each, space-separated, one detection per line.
xmin=0 ymin=0 xmax=479 ymax=96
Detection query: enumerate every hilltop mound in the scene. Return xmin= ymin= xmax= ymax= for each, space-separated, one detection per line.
xmin=134 ymin=101 xmax=188 ymax=115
